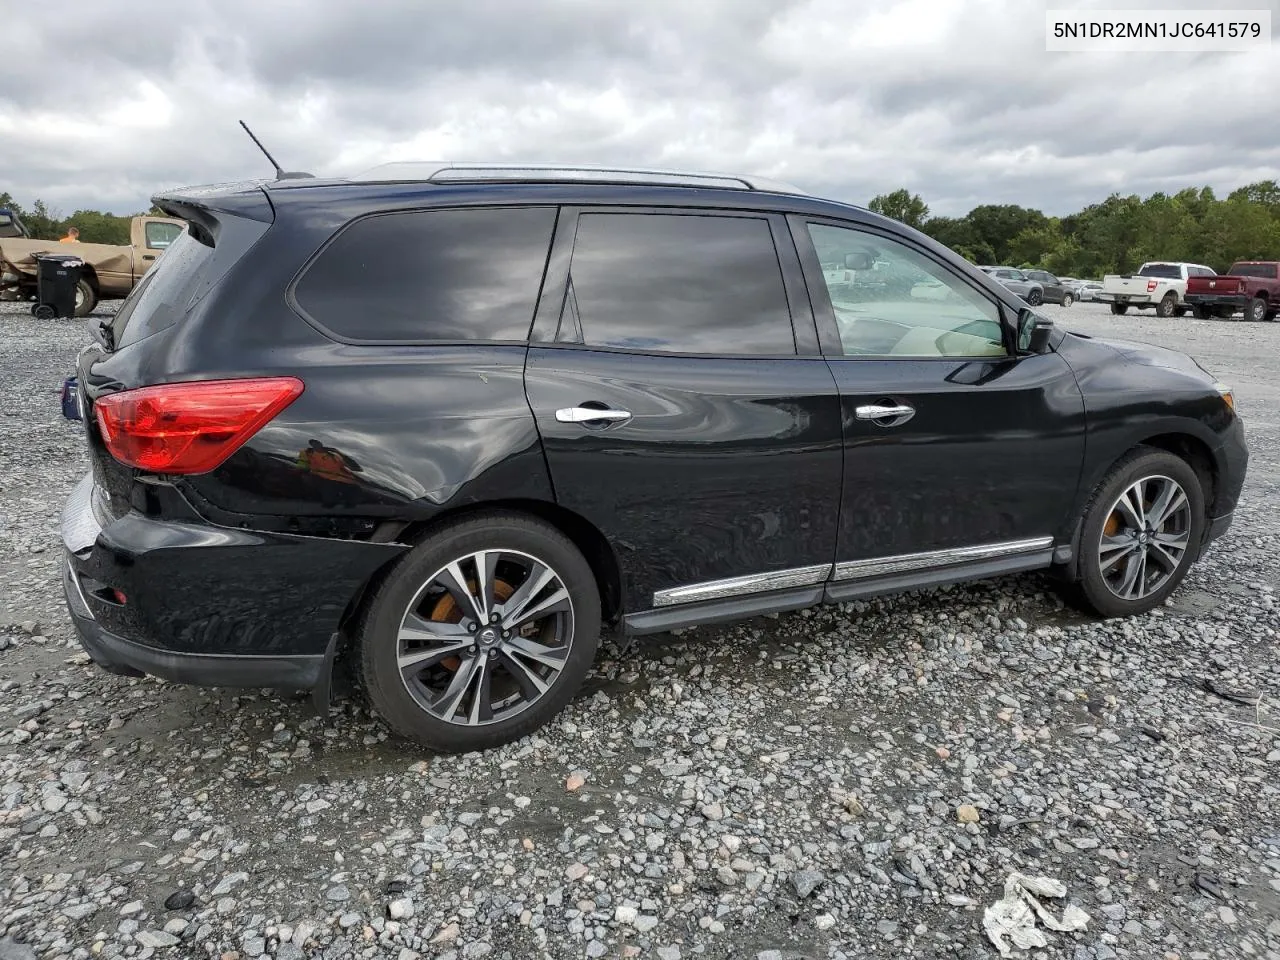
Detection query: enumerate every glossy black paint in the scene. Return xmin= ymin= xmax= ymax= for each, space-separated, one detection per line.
xmin=63 ymin=175 xmax=1247 ymax=686
xmin=525 ymin=348 xmax=843 ymax=609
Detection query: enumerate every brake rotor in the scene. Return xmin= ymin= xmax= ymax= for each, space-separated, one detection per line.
xmin=1103 ymin=512 xmax=1121 ymax=537
xmin=429 ymin=579 xmax=515 ymax=671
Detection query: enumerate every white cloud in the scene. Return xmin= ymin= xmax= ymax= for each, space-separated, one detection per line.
xmin=1 ymin=0 xmax=1277 ymax=217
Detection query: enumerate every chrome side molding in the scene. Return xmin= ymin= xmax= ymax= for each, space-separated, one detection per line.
xmin=652 ymin=563 xmax=832 ymax=608
xmin=832 ymin=536 xmax=1055 ymax=582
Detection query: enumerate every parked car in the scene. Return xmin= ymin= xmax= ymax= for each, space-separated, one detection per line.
xmin=0 ymin=216 xmax=185 ymax=316
xmin=1077 ymin=280 xmax=1105 ymax=302
xmin=0 ymin=208 xmax=28 ymax=239
xmin=1024 ymin=269 xmax=1079 ymax=306
xmin=1097 ymin=262 xmax=1216 ymax=318
xmin=1184 ymin=261 xmax=1280 ymax=322
xmin=979 ymin=266 xmax=1045 ymax=305
xmin=60 ymin=161 xmax=1247 ymax=752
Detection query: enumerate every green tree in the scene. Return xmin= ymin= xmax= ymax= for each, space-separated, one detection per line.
xmin=868 ymin=189 xmax=930 ymax=229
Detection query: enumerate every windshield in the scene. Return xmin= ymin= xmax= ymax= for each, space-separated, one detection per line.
xmin=1229 ymin=263 xmax=1278 ymax=279
xmin=1138 ymin=264 xmax=1182 ymax=279
xmin=0 ymin=211 xmax=26 ymax=238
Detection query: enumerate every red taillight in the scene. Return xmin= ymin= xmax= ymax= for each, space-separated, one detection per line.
xmin=1146 ymin=280 xmax=1158 ymax=293
xmin=93 ymin=377 xmax=304 ymax=474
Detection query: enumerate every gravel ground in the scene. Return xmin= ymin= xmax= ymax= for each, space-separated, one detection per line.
xmin=1 ymin=298 xmax=1278 ymax=960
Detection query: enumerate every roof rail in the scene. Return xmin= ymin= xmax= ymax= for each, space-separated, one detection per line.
xmin=348 ymin=161 xmax=807 ymax=195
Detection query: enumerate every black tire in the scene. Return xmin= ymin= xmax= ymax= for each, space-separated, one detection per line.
xmin=32 ymin=304 xmax=55 ymax=320
xmin=1025 ymin=288 xmax=1043 ymax=306
xmin=1191 ymin=305 xmax=1210 ymax=320
xmin=1156 ymin=293 xmax=1177 ymax=318
xmin=1066 ymin=447 xmax=1205 ymax=618
xmin=1110 ymin=303 xmax=1128 ymax=316
xmin=1061 ymin=292 xmax=1074 ymax=307
xmin=356 ymin=511 xmax=601 ymax=752
xmin=73 ymin=279 xmax=97 ymax=318
xmin=1245 ymin=296 xmax=1267 ymax=323
xmin=1173 ymin=307 xmax=1188 ymax=318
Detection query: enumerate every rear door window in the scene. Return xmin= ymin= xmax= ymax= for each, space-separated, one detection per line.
xmin=144 ymin=221 xmax=184 ymax=250
xmin=562 ymin=212 xmax=796 ymax=355
xmin=293 ymin=207 xmax=556 ymax=343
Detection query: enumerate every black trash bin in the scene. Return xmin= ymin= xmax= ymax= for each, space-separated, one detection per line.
xmin=30 ymin=253 xmax=84 ymax=320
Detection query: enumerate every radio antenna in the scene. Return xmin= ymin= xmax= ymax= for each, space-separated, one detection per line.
xmin=238 ymin=121 xmax=314 ymax=180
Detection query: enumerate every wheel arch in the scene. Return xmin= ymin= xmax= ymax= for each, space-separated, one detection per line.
xmin=337 ymin=498 xmax=625 ymax=638
xmin=1058 ymin=429 xmax=1220 ymax=580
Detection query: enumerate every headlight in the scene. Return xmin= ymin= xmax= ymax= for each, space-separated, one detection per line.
xmin=1214 ymin=382 xmax=1235 ymax=412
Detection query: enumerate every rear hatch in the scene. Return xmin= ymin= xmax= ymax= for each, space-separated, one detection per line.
xmin=76 ymin=182 xmax=274 ymax=520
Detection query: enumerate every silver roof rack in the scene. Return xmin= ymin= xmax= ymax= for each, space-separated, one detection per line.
xmin=348 ymin=161 xmax=807 ymax=195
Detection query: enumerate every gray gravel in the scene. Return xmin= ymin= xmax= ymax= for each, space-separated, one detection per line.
xmin=1 ymin=298 xmax=1278 ymax=959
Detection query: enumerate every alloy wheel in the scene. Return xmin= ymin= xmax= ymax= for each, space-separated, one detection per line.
xmin=396 ymin=549 xmax=575 ymax=726
xmin=1097 ymin=475 xmax=1192 ymax=601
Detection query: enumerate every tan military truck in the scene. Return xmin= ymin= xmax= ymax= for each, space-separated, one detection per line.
xmin=0 ymin=216 xmax=185 ymax=317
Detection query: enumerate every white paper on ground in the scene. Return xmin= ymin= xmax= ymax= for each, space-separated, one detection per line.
xmin=982 ymin=872 xmax=1091 ymax=956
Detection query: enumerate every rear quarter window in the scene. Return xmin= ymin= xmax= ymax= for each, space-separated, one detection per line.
xmin=1229 ymin=263 xmax=1279 ymax=279
xmin=292 ymin=207 xmax=556 ymax=343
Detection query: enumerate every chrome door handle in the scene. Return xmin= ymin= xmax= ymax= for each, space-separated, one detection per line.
xmin=856 ymin=403 xmax=914 ymax=420
xmin=555 ymin=406 xmax=632 ymax=424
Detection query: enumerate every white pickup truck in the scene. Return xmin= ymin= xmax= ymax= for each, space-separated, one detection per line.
xmin=1097 ymin=261 xmax=1217 ymax=318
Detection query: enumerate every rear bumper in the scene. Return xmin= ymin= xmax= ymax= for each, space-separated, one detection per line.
xmin=60 ymin=471 xmax=406 ymax=687
xmin=65 ymin=559 xmax=324 ymax=687
xmin=1184 ymin=294 xmax=1246 ymax=310
xmin=1095 ymin=293 xmax=1155 ymax=305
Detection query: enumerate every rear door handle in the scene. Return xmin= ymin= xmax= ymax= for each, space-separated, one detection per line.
xmin=555 ymin=406 xmax=632 ymax=424
xmin=856 ymin=403 xmax=914 ymax=421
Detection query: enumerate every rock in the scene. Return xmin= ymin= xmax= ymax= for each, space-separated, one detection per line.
xmin=566 ymin=863 xmax=589 ymax=881
xmin=757 ymin=952 xmax=784 ymax=960
xmin=701 ymin=801 xmax=725 ymax=821
xmin=634 ymin=915 xmax=659 ymax=933
xmin=875 ymin=919 xmax=899 ymax=936
xmin=276 ymin=946 xmax=305 ymax=960
xmin=210 ymin=872 xmax=248 ymax=896
xmin=338 ymin=913 xmax=361 ymax=930
xmin=62 ymin=903 xmax=97 ymax=920
xmin=586 ymin=944 xmax=607 ymax=959
xmin=792 ymin=869 xmax=825 ymax=898
xmin=164 ymin=890 xmax=195 ymax=911
xmin=657 ymin=948 xmax=682 ymax=960
xmin=387 ymin=898 xmax=414 ymax=920
xmin=0 ymin=940 xmax=37 ymax=960
xmin=615 ymin=905 xmax=639 ymax=924
xmin=815 ymin=913 xmax=837 ymax=931
xmin=432 ymin=922 xmax=460 ymax=943
xmin=162 ymin=919 xmax=187 ymax=935
xmin=326 ymin=884 xmax=351 ymax=902
xmin=135 ymin=930 xmax=180 ymax=948
xmin=462 ymin=943 xmax=492 ymax=959
xmin=956 ymin=804 xmax=981 ymax=823
xmin=565 ymin=772 xmax=586 ymax=791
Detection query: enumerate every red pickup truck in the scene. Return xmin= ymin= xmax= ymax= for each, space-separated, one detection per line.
xmin=1184 ymin=261 xmax=1280 ymax=322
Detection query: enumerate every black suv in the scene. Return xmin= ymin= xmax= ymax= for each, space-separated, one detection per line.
xmin=61 ymin=163 xmax=1247 ymax=752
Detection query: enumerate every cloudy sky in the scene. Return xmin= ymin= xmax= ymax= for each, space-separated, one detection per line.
xmin=2 ymin=0 xmax=1277 ymax=218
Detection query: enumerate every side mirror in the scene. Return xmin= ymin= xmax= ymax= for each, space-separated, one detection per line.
xmin=1017 ymin=309 xmax=1054 ymax=354
xmin=843 ymin=252 xmax=873 ymax=270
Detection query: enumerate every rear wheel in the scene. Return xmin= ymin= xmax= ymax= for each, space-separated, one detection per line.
xmin=1191 ymin=305 xmax=1210 ymax=320
xmin=73 ymin=279 xmax=97 ymax=318
xmin=1061 ymin=292 xmax=1074 ymax=307
xmin=1156 ymin=292 xmax=1177 ymax=318
xmin=1110 ymin=303 xmax=1128 ymax=316
xmin=356 ymin=512 xmax=601 ymax=752
xmin=1245 ymin=296 xmax=1267 ymax=323
xmin=1067 ymin=448 xmax=1205 ymax=618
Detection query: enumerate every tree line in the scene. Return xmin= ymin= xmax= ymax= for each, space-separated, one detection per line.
xmin=0 ymin=192 xmax=164 ymax=245
xmin=868 ymin=182 xmax=1280 ymax=277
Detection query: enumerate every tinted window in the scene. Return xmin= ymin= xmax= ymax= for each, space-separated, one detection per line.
xmin=1229 ymin=263 xmax=1275 ymax=278
xmin=807 ymin=223 xmax=1005 ymax=359
xmin=565 ymin=213 xmax=795 ymax=355
xmin=144 ymin=221 xmax=184 ymax=250
xmin=295 ymin=207 xmax=556 ymax=343
xmin=1139 ymin=263 xmax=1181 ymax=279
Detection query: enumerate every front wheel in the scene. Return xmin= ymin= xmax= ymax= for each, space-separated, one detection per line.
xmin=1067 ymin=448 xmax=1205 ymax=618
xmin=1061 ymin=292 xmax=1074 ymax=307
xmin=356 ymin=512 xmax=601 ymax=752
xmin=1156 ymin=292 xmax=1178 ymax=318
xmin=1110 ymin=303 xmax=1128 ymax=316
xmin=1025 ymin=288 xmax=1043 ymax=306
